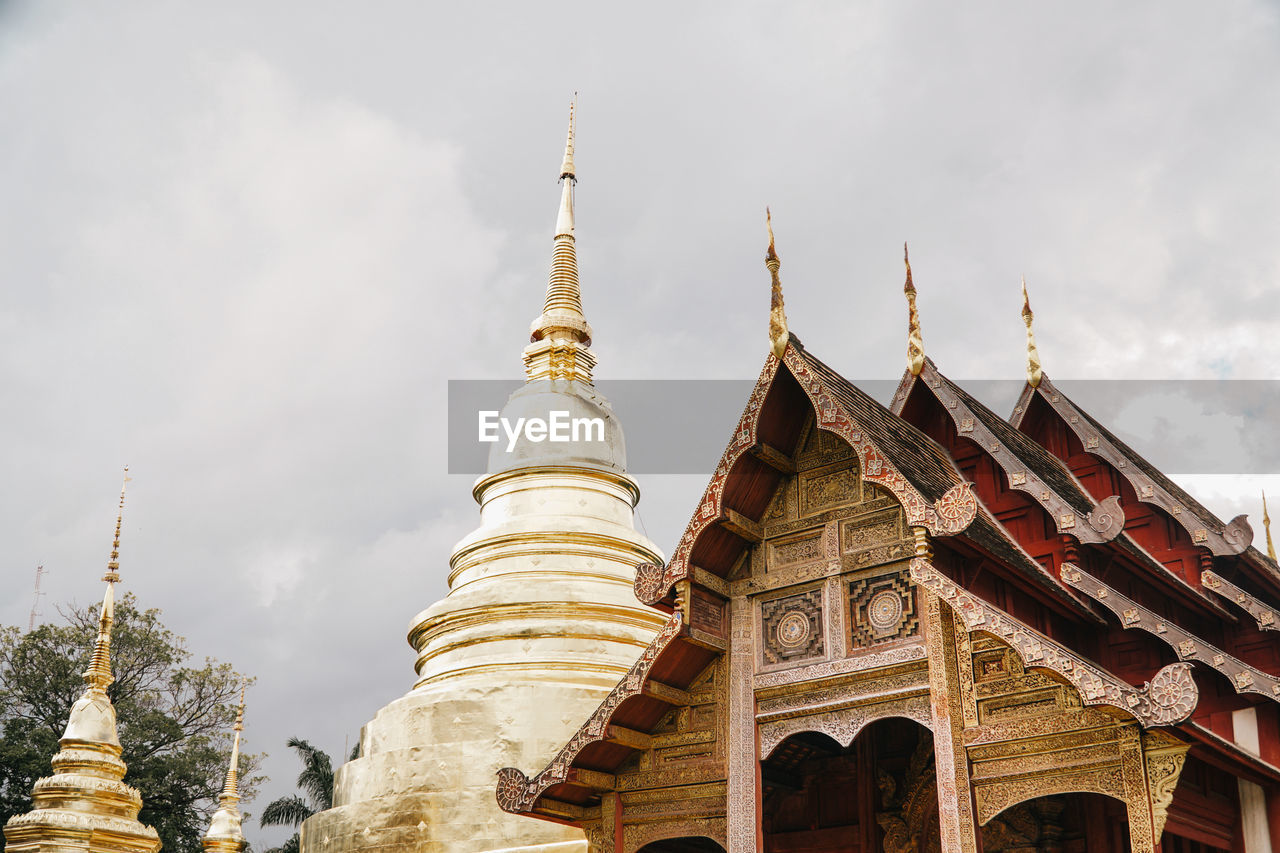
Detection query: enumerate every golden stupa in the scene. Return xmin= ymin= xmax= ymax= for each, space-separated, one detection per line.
xmin=299 ymin=104 xmax=667 ymax=853
xmin=3 ymin=474 xmax=162 ymax=853
xmin=202 ymin=685 xmax=248 ymax=853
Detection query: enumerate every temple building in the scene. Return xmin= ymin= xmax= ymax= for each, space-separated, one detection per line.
xmin=298 ymin=106 xmax=668 ymax=853
xmin=495 ymin=235 xmax=1280 ymax=852
xmin=3 ymin=476 xmax=162 ymax=853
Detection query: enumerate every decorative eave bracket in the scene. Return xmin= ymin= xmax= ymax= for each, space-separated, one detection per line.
xmin=910 ymin=558 xmax=1197 ymax=727
xmin=1064 ymin=563 xmax=1280 ymax=702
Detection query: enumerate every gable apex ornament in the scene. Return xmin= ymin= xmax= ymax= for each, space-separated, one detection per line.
xmin=1264 ymin=490 xmax=1276 ymax=562
xmin=766 ymin=207 xmax=788 ymax=359
xmin=1022 ymin=278 xmax=1043 ymax=388
xmin=904 ymin=243 xmax=924 ymax=376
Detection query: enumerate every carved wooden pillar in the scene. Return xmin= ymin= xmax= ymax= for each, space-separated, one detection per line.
xmin=1119 ymin=726 xmax=1156 ymax=853
xmin=726 ymin=594 xmax=760 ymax=853
xmin=917 ymin=529 xmax=980 ymax=853
xmin=589 ymin=793 xmax=619 ymax=853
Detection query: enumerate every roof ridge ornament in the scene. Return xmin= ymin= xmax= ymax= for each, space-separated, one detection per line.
xmin=766 ymin=208 xmax=788 ymax=359
xmin=904 ymin=243 xmax=924 ymax=376
xmin=1022 ymin=278 xmax=1043 ymax=388
xmin=1265 ymin=490 xmax=1276 ymax=561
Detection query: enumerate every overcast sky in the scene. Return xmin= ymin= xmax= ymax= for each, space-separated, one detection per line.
xmin=3 ymin=2 xmax=1280 ymax=845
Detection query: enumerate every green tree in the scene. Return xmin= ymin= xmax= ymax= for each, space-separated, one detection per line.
xmin=258 ymin=738 xmax=339 ymax=853
xmin=0 ymin=593 xmax=262 ymax=853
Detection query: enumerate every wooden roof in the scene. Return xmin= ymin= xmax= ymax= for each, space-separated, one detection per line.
xmin=495 ymin=337 xmax=1280 ymax=822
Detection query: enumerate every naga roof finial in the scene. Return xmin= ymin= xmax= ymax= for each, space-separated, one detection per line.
xmin=1022 ymin=278 xmax=1043 ymax=388
xmin=1264 ymin=491 xmax=1276 ymax=562
xmin=85 ymin=467 xmax=129 ymax=692
xmin=904 ymin=243 xmax=924 ymax=376
xmin=766 ymin=208 xmax=788 ymax=359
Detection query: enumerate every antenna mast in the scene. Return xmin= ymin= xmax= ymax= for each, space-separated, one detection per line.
xmin=29 ymin=565 xmax=47 ymax=631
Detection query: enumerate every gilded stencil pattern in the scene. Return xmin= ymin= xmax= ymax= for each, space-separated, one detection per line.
xmin=760 ymin=589 xmax=825 ymax=665
xmin=849 ymin=573 xmax=918 ymax=648
xmin=975 ymin=767 xmax=1123 ymax=825
xmin=783 ymin=349 xmax=978 ymax=537
xmin=910 ymin=559 xmax=1198 ymax=726
xmin=1145 ymin=747 xmax=1188 ymax=842
xmin=757 ymin=694 xmax=932 ymax=758
xmin=752 ymin=643 xmax=927 ymax=688
xmin=726 ymin=594 xmax=757 ymax=853
xmin=1119 ymin=729 xmax=1156 ymax=853
xmin=625 ymin=818 xmax=726 ymax=853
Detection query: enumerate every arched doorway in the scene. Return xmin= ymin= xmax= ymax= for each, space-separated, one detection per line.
xmin=636 ymin=837 xmax=726 ymax=853
xmin=761 ymin=717 xmax=939 ymax=852
xmin=983 ymin=792 xmax=1131 ymax=851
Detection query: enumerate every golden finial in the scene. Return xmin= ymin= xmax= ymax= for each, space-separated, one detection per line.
xmin=1022 ymin=278 xmax=1043 ymax=388
xmin=559 ymin=94 xmax=576 ymax=183
xmin=1264 ymin=491 xmax=1276 ymax=562
xmin=220 ymin=681 xmax=247 ymax=803
xmin=766 ymin=208 xmax=788 ymax=359
xmin=904 ymin=243 xmax=924 ymax=376
xmin=85 ymin=467 xmax=130 ymax=692
xmin=528 ymin=97 xmax=593 ymax=361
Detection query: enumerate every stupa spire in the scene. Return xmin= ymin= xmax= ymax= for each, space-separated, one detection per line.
xmin=85 ymin=468 xmax=128 ymax=692
xmin=766 ymin=209 xmax=789 ymax=359
xmin=1022 ymin=278 xmax=1044 ymax=388
xmin=3 ymin=469 xmax=161 ymax=853
xmin=203 ymin=683 xmax=248 ymax=853
xmin=1265 ymin=491 xmax=1276 ymax=562
xmin=524 ymin=98 xmax=595 ymax=382
xmin=904 ymin=243 xmax=924 ymax=375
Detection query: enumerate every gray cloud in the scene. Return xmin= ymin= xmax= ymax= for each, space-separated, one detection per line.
xmin=3 ymin=1 xmax=1280 ymax=845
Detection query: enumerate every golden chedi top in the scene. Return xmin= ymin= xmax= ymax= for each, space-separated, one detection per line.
xmin=1022 ymin=277 xmax=1043 ymax=388
xmin=524 ymin=99 xmax=596 ymax=383
xmin=766 ymin=208 xmax=788 ymax=359
xmin=202 ymin=684 xmax=247 ymax=853
xmin=904 ymin=243 xmax=925 ymax=376
xmin=4 ymin=471 xmax=161 ymax=853
xmin=300 ymin=105 xmax=665 ymax=853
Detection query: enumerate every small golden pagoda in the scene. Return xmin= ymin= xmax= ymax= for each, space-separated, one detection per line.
xmin=4 ymin=474 xmax=162 ymax=853
xmin=202 ymin=686 xmax=248 ymax=853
